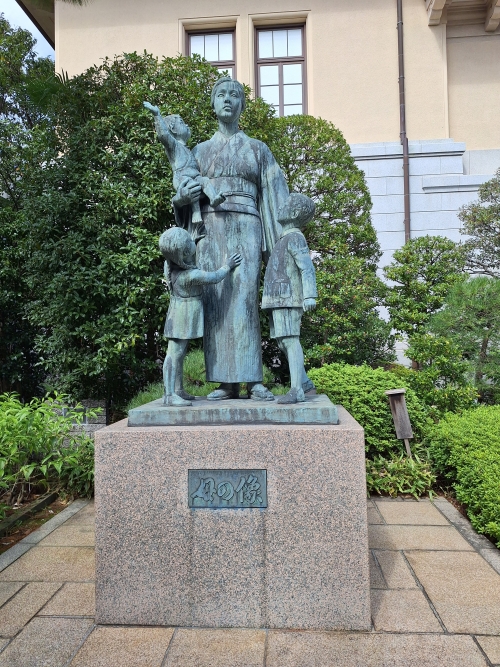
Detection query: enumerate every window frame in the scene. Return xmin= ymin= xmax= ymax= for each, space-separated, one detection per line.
xmin=187 ymin=28 xmax=236 ymax=79
xmin=255 ymin=24 xmax=307 ymax=117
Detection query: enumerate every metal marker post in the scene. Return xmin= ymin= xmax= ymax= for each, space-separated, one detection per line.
xmin=385 ymin=389 xmax=413 ymax=458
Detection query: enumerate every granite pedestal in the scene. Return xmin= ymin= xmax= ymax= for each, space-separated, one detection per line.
xmin=94 ymin=406 xmax=371 ymax=630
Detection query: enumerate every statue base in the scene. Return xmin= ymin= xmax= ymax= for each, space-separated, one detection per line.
xmin=94 ymin=406 xmax=371 ymax=630
xmin=128 ymin=393 xmax=338 ymax=427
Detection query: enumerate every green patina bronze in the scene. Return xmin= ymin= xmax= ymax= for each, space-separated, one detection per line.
xmin=145 ymin=76 xmax=320 ymax=410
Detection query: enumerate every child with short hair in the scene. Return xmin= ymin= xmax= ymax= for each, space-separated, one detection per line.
xmin=261 ymin=193 xmax=318 ymax=404
xmin=159 ymin=227 xmax=241 ymax=406
xmin=144 ymin=102 xmax=225 ymax=224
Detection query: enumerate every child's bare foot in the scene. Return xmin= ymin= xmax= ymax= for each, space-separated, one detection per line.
xmin=210 ymin=192 xmax=226 ymax=208
xmin=164 ymin=393 xmax=192 ymax=407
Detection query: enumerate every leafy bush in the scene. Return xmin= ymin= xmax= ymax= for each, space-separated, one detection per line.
xmin=427 ymin=405 xmax=500 ymax=545
xmin=366 ymin=455 xmax=435 ymax=498
xmin=0 ymin=393 xmax=97 ymax=512
xmin=308 ymin=363 xmax=431 ymax=458
xmin=395 ymin=334 xmax=478 ymax=417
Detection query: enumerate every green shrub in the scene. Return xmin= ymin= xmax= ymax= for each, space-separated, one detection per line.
xmin=366 ymin=455 xmax=435 ymax=498
xmin=427 ymin=405 xmax=500 ymax=545
xmin=391 ymin=334 xmax=478 ymax=418
xmin=308 ymin=363 xmax=431 ymax=458
xmin=0 ymin=393 xmax=97 ymax=510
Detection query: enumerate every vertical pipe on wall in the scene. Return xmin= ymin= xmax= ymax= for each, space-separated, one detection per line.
xmin=397 ymin=0 xmax=411 ymax=243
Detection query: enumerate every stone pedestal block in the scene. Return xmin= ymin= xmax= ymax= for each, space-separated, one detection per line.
xmin=94 ymin=406 xmax=371 ymax=630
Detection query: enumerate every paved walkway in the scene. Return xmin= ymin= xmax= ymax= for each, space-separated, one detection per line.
xmin=0 ymin=497 xmax=499 ymax=666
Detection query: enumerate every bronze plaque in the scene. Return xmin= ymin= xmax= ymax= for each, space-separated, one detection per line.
xmin=188 ymin=469 xmax=267 ymax=509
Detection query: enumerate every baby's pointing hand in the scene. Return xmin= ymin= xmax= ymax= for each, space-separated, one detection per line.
xmin=143 ymin=101 xmax=160 ymax=116
xmin=227 ymin=253 xmax=242 ymax=269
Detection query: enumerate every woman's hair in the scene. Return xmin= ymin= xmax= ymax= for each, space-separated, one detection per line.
xmin=159 ymin=227 xmax=194 ymax=291
xmin=210 ymin=76 xmax=246 ymax=112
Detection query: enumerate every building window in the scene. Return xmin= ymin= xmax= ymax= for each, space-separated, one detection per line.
xmin=188 ymin=31 xmax=235 ymax=78
xmin=256 ymin=26 xmax=306 ymax=117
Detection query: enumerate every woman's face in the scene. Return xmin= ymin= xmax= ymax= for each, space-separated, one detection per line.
xmin=213 ymin=82 xmax=243 ymax=123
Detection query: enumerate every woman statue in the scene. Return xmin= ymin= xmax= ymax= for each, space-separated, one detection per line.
xmin=173 ymin=77 xmax=290 ymax=401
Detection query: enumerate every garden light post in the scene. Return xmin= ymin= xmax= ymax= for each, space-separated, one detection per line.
xmin=385 ymin=388 xmax=413 ymax=458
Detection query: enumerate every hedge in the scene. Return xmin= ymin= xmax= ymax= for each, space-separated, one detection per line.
xmin=427 ymin=405 xmax=500 ymax=545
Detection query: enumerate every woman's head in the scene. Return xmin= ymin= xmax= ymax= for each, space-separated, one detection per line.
xmin=211 ymin=77 xmax=246 ymax=122
xmin=159 ymin=227 xmax=196 ymax=269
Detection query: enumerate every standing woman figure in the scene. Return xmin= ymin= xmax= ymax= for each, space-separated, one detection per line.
xmin=173 ymin=77 xmax=289 ymax=400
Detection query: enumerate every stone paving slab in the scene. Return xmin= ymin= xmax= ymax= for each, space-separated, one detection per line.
xmin=433 ymin=498 xmax=497 ymax=552
xmin=18 ymin=500 xmax=90 ymax=546
xmin=369 ymin=552 xmax=386 ymax=589
xmin=38 ymin=582 xmax=95 ymax=617
xmin=375 ymin=499 xmax=449 ymax=525
xmin=0 ymin=582 xmax=61 ymax=636
xmin=406 ymin=550 xmax=500 ymax=634
xmin=476 ymin=636 xmax=500 ymax=664
xmin=0 ymin=546 xmax=95 ymax=582
xmin=373 ymin=550 xmax=418 ymax=589
xmin=367 ymin=505 xmax=384 ymax=524
xmin=69 ymin=627 xmax=175 ymax=667
xmin=40 ymin=523 xmax=95 ymax=547
xmin=368 ymin=525 xmax=474 ymax=551
xmin=371 ymin=589 xmax=443 ymax=632
xmin=0 ymin=582 xmax=23 ymax=607
xmin=265 ymin=632 xmax=488 ymax=666
xmin=0 ymin=616 xmax=93 ymax=667
xmin=163 ymin=629 xmax=266 ymax=667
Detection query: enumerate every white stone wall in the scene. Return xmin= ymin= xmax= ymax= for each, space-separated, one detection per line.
xmin=350 ymin=139 xmax=499 ymax=271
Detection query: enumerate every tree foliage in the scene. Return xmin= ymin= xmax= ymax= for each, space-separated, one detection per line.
xmin=0 ymin=16 xmax=54 ymax=396
xmin=459 ymin=168 xmax=500 ymax=278
xmin=269 ymin=115 xmax=394 ymax=369
xmin=429 ymin=276 xmax=500 ymax=403
xmin=383 ymin=235 xmax=466 ymax=338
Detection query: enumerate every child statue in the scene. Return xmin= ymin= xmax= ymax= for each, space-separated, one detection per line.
xmin=261 ymin=193 xmax=318 ymax=404
xmin=144 ymin=102 xmax=225 ymax=225
xmin=159 ymin=227 xmax=241 ymax=406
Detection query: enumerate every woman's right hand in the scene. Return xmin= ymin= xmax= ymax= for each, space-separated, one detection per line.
xmin=172 ymin=177 xmax=202 ymax=207
xmin=227 ymin=253 xmax=242 ymax=269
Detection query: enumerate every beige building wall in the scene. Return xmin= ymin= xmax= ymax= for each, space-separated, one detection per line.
xmin=447 ymin=24 xmax=500 ymax=150
xmin=55 ymin=0 xmax=452 ymax=146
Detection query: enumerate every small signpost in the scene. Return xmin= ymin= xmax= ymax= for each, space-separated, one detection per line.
xmin=384 ymin=389 xmax=413 ymax=458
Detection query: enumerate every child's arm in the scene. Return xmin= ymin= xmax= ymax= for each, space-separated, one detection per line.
xmin=143 ymin=102 xmax=177 ymax=157
xmin=184 ymin=253 xmax=242 ymax=286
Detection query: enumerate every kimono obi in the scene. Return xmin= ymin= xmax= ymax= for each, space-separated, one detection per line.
xmin=201 ymin=177 xmax=260 ymax=218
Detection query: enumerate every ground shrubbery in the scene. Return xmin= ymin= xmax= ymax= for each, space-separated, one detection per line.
xmin=427 ymin=406 xmax=500 ymax=546
xmin=0 ymin=393 xmax=96 ymax=515
xmin=308 ymin=363 xmax=435 ymax=497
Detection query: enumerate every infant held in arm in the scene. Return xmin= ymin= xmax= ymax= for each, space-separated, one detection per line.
xmin=143 ymin=102 xmax=225 ymax=223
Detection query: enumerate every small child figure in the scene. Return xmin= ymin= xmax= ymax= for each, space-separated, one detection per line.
xmin=159 ymin=227 xmax=241 ymax=406
xmin=261 ymin=193 xmax=318 ymax=404
xmin=144 ymin=102 xmax=225 ymax=224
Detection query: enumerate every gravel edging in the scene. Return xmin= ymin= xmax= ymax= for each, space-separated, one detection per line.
xmin=0 ymin=498 xmax=90 ymax=573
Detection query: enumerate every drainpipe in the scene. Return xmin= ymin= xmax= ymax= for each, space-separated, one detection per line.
xmin=397 ymin=0 xmax=411 ymax=243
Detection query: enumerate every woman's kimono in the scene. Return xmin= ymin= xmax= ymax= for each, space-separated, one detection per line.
xmin=174 ymin=130 xmax=289 ymax=384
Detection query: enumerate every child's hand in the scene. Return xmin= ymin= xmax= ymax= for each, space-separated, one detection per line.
xmin=303 ymin=298 xmax=316 ymax=312
xmin=227 ymin=253 xmax=242 ymax=269
xmin=143 ymin=101 xmax=160 ymax=116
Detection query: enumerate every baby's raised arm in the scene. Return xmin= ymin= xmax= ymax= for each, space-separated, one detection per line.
xmin=143 ymin=101 xmax=177 ymax=154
